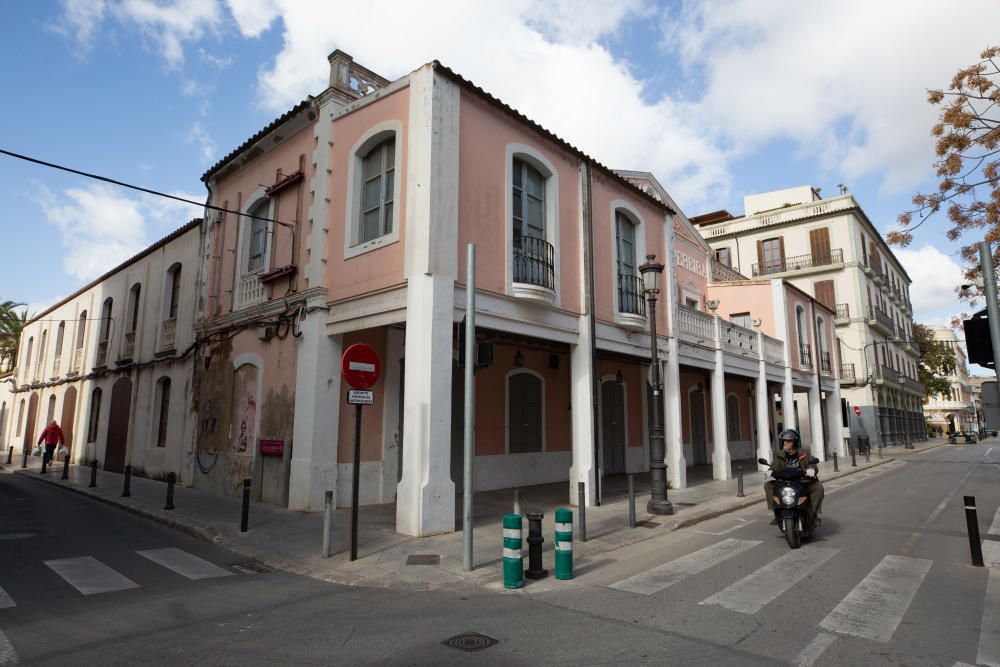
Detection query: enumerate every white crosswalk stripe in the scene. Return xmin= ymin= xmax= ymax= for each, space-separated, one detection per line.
xmin=44 ymin=556 xmax=139 ymax=596
xmin=608 ymin=538 xmax=761 ymax=595
xmin=984 ymin=506 xmax=1000 ymax=569
xmin=0 ymin=587 xmax=13 ymax=610
xmin=978 ymin=568 xmax=1000 ymax=667
xmin=136 ymin=548 xmax=233 ymax=580
xmin=701 ymin=547 xmax=839 ymax=614
xmin=819 ymin=555 xmax=932 ymax=643
xmin=0 ymin=627 xmax=18 ymax=665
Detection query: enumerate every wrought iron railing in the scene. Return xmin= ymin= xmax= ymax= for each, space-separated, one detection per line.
xmin=709 ymin=259 xmax=747 ymax=282
xmin=867 ymin=304 xmax=894 ymax=332
xmin=751 ymin=248 xmax=843 ymax=276
xmin=877 ymin=364 xmax=899 ymax=384
xmin=617 ymin=273 xmax=645 ymax=316
xmin=799 ymin=342 xmax=812 ymax=368
xmin=840 ymin=363 xmax=856 ymax=380
xmin=720 ymin=320 xmax=758 ymax=355
xmin=677 ymin=304 xmax=713 ymax=341
xmin=902 ymin=376 xmax=925 ymax=394
xmin=160 ymin=318 xmax=177 ymax=351
xmin=836 ymin=303 xmax=850 ymax=319
xmin=513 ymin=236 xmax=555 ymax=290
xmin=763 ymin=335 xmax=785 ymax=365
xmin=820 ymin=351 xmax=832 ymax=374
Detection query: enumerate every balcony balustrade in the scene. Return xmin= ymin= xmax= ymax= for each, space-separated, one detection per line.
xmin=902 ymin=376 xmax=926 ymax=395
xmin=235 ymin=273 xmax=266 ymax=309
xmin=513 ymin=236 xmax=555 ymax=290
xmin=95 ymin=340 xmax=109 ymax=368
xmin=867 ymin=304 xmax=894 ymax=335
xmin=51 ymin=355 xmax=60 ymax=377
xmin=840 ymin=362 xmax=858 ymax=385
xmin=720 ymin=320 xmax=758 ymax=356
xmin=69 ymin=347 xmax=83 ymax=374
xmin=820 ymin=351 xmax=832 ymax=374
xmin=835 ymin=303 xmax=850 ymax=325
xmin=763 ymin=335 xmax=785 ymax=365
xmin=121 ymin=331 xmax=136 ymax=360
xmin=751 ymin=248 xmax=843 ymax=277
xmin=617 ymin=273 xmax=646 ymax=317
xmin=677 ymin=304 xmax=714 ymax=343
xmin=160 ymin=318 xmax=177 ymax=351
xmin=875 ymin=364 xmax=899 ymax=385
xmin=799 ymin=342 xmax=812 ymax=368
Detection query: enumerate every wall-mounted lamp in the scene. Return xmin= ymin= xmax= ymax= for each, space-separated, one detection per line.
xmin=514 ymin=350 xmax=524 ymax=367
xmin=616 ymin=369 xmax=624 ymax=384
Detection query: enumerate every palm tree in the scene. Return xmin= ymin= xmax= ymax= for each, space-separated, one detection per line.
xmin=0 ymin=301 xmax=28 ymax=374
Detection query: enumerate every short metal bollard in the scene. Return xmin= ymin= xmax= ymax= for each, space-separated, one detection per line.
xmin=736 ymin=465 xmax=745 ymax=498
xmin=61 ymin=453 xmax=69 ymax=480
xmin=502 ymin=514 xmax=524 ymax=589
xmin=577 ymin=481 xmax=587 ymax=543
xmin=6 ymin=446 xmax=11 ymax=464
xmin=21 ymin=448 xmax=27 ymax=469
xmin=40 ymin=453 xmax=48 ymax=475
xmin=627 ymin=474 xmax=636 ymax=528
xmin=164 ymin=472 xmax=176 ymax=510
xmin=878 ymin=443 xmax=883 ymax=459
xmin=833 ymin=451 xmax=839 ymax=472
xmin=850 ymin=444 xmax=857 ymax=467
xmin=88 ymin=459 xmax=98 ymax=487
xmin=122 ymin=465 xmax=132 ymax=497
xmin=524 ymin=510 xmax=547 ymax=580
xmin=964 ymin=495 xmax=985 ymax=567
xmin=322 ymin=491 xmax=333 ymax=558
xmin=240 ymin=478 xmax=251 ymax=532
xmin=865 ymin=446 xmax=871 ymax=463
xmin=513 ymin=489 xmax=521 ymax=516
xmin=555 ymin=507 xmax=573 ymax=580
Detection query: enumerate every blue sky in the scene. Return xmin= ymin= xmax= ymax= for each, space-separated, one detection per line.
xmin=2 ymin=1 xmax=998 ymax=370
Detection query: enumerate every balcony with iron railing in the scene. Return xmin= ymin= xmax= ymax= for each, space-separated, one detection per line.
xmin=799 ymin=342 xmax=812 ymax=368
xmin=902 ymin=376 xmax=926 ymax=395
xmin=121 ymin=331 xmax=136 ymax=361
xmin=751 ymin=248 xmax=844 ymax=277
xmin=820 ymin=351 xmax=832 ymax=375
xmin=95 ymin=340 xmax=109 ymax=368
xmin=512 ymin=236 xmax=556 ymax=303
xmin=69 ymin=346 xmax=83 ymax=374
xmin=867 ymin=304 xmax=894 ymax=335
xmin=875 ymin=364 xmax=899 ymax=385
xmin=835 ymin=303 xmax=850 ymax=324
xmin=617 ymin=273 xmax=645 ymax=315
xmin=905 ymin=338 xmax=921 ymax=357
xmin=160 ymin=318 xmax=177 ymax=352
xmin=840 ymin=362 xmax=859 ymax=385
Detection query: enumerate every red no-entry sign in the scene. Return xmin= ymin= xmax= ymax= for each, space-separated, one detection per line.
xmin=853 ymin=406 xmax=861 ymax=417
xmin=341 ymin=344 xmax=381 ymax=389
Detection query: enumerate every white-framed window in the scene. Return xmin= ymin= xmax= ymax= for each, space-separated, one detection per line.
xmin=506 ymin=369 xmax=545 ymax=453
xmin=715 ymin=247 xmax=731 ymax=267
xmin=155 ymin=377 xmax=171 ymax=448
xmin=245 ymin=199 xmax=270 ymax=274
xmin=165 ymin=264 xmax=182 ymax=320
xmin=344 ymin=121 xmax=403 ymax=259
xmin=505 ymin=144 xmax=560 ymax=302
xmin=726 ymin=394 xmax=741 ymax=441
xmin=730 ymin=312 xmax=751 ymax=328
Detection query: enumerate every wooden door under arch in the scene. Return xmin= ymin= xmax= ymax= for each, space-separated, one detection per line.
xmin=23 ymin=392 xmax=39 ymax=454
xmin=104 ymin=377 xmax=131 ymax=473
xmin=60 ymin=386 xmax=77 ymax=460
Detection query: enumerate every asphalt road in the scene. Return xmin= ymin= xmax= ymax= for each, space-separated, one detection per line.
xmin=1 ymin=442 xmax=997 ymax=666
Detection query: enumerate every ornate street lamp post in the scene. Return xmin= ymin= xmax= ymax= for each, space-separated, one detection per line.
xmin=639 ymin=254 xmax=674 ymax=515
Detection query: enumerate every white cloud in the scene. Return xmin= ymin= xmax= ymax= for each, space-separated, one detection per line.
xmin=34 ymin=183 xmax=202 ymax=283
xmin=52 ymin=0 xmax=109 ymax=54
xmin=225 ymin=0 xmax=280 ymax=38
xmin=895 ymin=244 xmax=966 ymax=321
xmin=114 ymin=0 xmax=223 ymax=67
xmin=185 ymin=121 xmax=217 ymax=162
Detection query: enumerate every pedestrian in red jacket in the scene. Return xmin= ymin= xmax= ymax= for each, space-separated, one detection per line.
xmin=37 ymin=420 xmax=65 ymax=466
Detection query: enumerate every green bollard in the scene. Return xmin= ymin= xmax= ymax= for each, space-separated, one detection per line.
xmin=555 ymin=507 xmax=573 ymax=580
xmin=502 ymin=514 xmax=524 ymax=589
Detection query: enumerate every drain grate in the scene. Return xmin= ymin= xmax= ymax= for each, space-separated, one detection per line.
xmin=442 ymin=632 xmax=498 ymax=652
xmin=636 ymin=520 xmax=661 ymax=529
xmin=406 ymin=554 xmax=441 ymax=566
xmin=231 ymin=562 xmax=273 ymax=574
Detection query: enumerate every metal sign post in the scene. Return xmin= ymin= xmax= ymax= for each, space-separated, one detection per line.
xmin=341 ymin=344 xmax=381 ymax=562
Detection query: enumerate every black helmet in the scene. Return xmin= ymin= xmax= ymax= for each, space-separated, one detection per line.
xmin=777 ymin=428 xmax=800 ymax=448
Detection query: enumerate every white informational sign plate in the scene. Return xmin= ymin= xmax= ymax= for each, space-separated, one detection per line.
xmin=347 ymin=389 xmax=374 ymax=405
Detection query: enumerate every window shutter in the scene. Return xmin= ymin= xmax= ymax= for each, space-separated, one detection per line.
xmin=814 ymin=280 xmax=835 ymax=310
xmin=756 ymin=239 xmax=764 ymax=273
xmin=777 ymin=237 xmax=785 ymax=270
xmin=809 ymin=228 xmax=831 ymax=263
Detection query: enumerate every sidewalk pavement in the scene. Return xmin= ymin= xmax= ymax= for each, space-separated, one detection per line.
xmin=3 ymin=438 xmax=949 ymax=591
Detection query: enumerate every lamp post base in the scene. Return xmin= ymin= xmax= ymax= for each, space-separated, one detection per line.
xmin=647 ymin=498 xmax=675 ymax=515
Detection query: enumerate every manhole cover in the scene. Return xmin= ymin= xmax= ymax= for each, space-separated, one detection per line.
xmin=231 ymin=562 xmax=273 ymax=574
xmin=0 ymin=532 xmax=37 ymax=540
xmin=406 ymin=554 xmax=440 ymax=566
xmin=636 ymin=520 xmax=661 ymax=529
xmin=442 ymin=632 xmax=498 ymax=652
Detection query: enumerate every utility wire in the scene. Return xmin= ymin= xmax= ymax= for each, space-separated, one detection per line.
xmin=0 ymin=148 xmax=296 ymax=230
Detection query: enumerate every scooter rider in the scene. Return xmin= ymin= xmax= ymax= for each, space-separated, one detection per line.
xmin=765 ymin=428 xmax=825 ymax=527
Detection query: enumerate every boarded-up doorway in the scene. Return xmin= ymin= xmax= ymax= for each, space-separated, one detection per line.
xmin=601 ymin=380 xmax=626 ymax=475
xmin=105 ymin=377 xmax=131 ymax=473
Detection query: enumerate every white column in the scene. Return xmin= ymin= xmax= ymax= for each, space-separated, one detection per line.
xmin=827 ymin=382 xmax=846 ymax=457
xmin=772 ymin=279 xmax=797 ymax=431
xmin=395 ymin=66 xmax=460 ymax=537
xmin=711 ymin=316 xmax=731 ymax=480
xmin=665 ymin=337 xmax=687 ymax=489
xmin=379 ymin=327 xmax=404 ymax=503
xmin=755 ymin=332 xmax=772 ymax=469
xmin=289 ymin=305 xmax=341 ymax=511
xmin=569 ymin=334 xmax=598 ymax=507
xmin=809 ymin=378 xmax=825 ymax=461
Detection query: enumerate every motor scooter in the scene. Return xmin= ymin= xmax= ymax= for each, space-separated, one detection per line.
xmin=758 ymin=456 xmax=820 ymax=549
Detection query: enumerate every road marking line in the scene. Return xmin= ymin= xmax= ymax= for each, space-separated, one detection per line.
xmin=693 ymin=518 xmax=749 ymax=536
xmin=795 ymin=632 xmax=836 ymax=667
xmin=608 ymin=538 xmax=761 ymax=595
xmin=0 ymin=627 xmax=18 ymax=665
xmin=0 ymin=588 xmax=13 ymax=610
xmin=44 ymin=556 xmax=139 ymax=595
xmin=701 ymin=547 xmax=839 ymax=615
xmin=979 ymin=568 xmax=1000 ymax=667
xmin=819 ymin=555 xmax=932 ymax=643
xmin=136 ymin=548 xmax=234 ymax=580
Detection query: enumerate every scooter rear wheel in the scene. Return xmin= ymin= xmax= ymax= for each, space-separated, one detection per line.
xmin=783 ymin=516 xmax=801 ymax=549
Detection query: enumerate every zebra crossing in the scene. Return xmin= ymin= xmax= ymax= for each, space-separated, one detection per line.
xmin=0 ymin=547 xmax=241 ymax=609
xmin=598 ymin=506 xmax=1000 ymax=665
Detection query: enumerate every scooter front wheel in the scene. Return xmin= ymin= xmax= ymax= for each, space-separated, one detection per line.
xmin=783 ymin=516 xmax=801 ymax=549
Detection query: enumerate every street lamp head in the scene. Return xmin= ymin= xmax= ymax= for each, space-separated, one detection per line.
xmin=638 ymin=254 xmax=664 ymax=295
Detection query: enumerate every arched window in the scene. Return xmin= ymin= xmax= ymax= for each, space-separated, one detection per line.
xmin=15 ymin=399 xmax=25 ymax=437
xmin=0 ymin=402 xmax=7 ymax=443
xmin=513 ymin=157 xmax=546 ymax=247
xmin=359 ymin=137 xmax=395 ymax=243
xmin=23 ymin=336 xmax=33 ymax=381
xmin=45 ymin=394 xmax=56 ymax=424
xmin=127 ymin=283 xmax=142 ymax=333
xmin=246 ymin=200 xmax=269 ymax=272
xmin=54 ymin=321 xmax=65 ymax=366
xmin=726 ymin=394 xmax=741 ymax=441
xmin=507 ymin=371 xmax=544 ymax=453
xmin=96 ymin=299 xmax=113 ymax=367
xmin=615 ymin=210 xmax=641 ymax=315
xmin=816 ymin=316 xmax=827 ymax=371
xmin=37 ymin=329 xmax=47 ymax=379
xmin=87 ymin=388 xmax=102 ymax=443
xmin=165 ymin=265 xmax=181 ymax=320
xmin=75 ymin=311 xmax=87 ymax=349
xmin=155 ymin=377 xmax=171 ymax=448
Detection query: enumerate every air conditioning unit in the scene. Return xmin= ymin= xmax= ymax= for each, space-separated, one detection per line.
xmin=257 ymin=326 xmax=274 ymax=341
